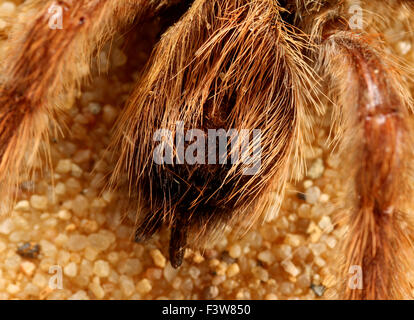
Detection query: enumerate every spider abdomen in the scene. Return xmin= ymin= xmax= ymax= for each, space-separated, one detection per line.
xmin=113 ymin=0 xmax=316 ymax=268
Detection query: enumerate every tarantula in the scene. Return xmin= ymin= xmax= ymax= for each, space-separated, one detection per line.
xmin=1 ymin=0 xmax=414 ymax=300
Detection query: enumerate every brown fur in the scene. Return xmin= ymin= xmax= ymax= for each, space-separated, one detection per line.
xmin=320 ymin=33 xmax=414 ymax=299
xmin=0 ymin=0 xmax=175 ymax=211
